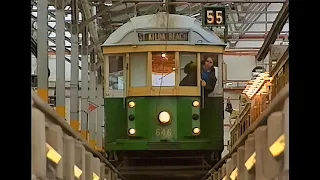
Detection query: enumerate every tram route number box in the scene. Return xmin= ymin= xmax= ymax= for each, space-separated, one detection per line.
xmin=202 ymin=6 xmax=227 ymax=27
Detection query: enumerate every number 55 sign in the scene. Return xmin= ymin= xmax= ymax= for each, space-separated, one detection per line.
xmin=202 ymin=6 xmax=226 ymax=27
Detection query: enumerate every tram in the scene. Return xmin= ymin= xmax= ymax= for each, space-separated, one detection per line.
xmin=101 ymin=12 xmax=226 ymax=179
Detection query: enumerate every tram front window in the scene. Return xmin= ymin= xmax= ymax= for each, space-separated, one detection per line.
xmin=152 ymin=52 xmax=175 ymax=87
xmin=179 ymin=52 xmax=198 ymax=87
xmin=200 ymin=53 xmax=218 ymax=95
xmin=109 ymin=56 xmax=124 ymax=90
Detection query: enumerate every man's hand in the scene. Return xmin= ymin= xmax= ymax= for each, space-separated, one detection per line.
xmin=201 ymin=80 xmax=206 ymax=87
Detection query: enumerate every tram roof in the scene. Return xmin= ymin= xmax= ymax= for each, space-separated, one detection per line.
xmin=102 ymin=12 xmax=226 ymax=47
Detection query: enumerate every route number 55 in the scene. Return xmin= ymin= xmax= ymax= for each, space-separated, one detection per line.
xmin=207 ymin=10 xmax=223 ymax=25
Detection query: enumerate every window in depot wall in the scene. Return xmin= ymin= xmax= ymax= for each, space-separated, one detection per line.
xmin=152 ymin=52 xmax=175 ymax=87
xmin=109 ymin=56 xmax=124 ymax=90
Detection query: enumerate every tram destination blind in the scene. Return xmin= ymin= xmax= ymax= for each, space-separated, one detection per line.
xmin=202 ymin=6 xmax=226 ymax=27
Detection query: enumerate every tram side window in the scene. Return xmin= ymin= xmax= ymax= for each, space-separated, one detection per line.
xmin=200 ymin=53 xmax=218 ymax=91
xmin=179 ymin=52 xmax=197 ymax=87
xmin=152 ymin=52 xmax=175 ymax=87
xmin=109 ymin=56 xmax=124 ymax=90
xmin=130 ymin=53 xmax=147 ymax=87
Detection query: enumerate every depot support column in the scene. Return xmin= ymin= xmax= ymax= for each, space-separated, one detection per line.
xmin=96 ymin=74 xmax=104 ymax=151
xmin=89 ymin=51 xmax=97 ymax=148
xmin=37 ymin=0 xmax=48 ymax=102
xmin=81 ymin=17 xmax=89 ymax=140
xmin=55 ymin=0 xmax=66 ymax=118
xmin=88 ymin=6 xmax=98 ymax=149
xmin=70 ymin=0 xmax=79 ymax=131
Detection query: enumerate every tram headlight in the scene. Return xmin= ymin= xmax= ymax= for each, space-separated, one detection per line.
xmin=128 ymin=101 xmax=135 ymax=108
xmin=128 ymin=128 xmax=136 ymax=135
xmin=192 ymin=127 xmax=200 ymax=135
xmin=158 ymin=111 xmax=171 ymax=124
xmin=192 ymin=100 xmax=200 ymax=107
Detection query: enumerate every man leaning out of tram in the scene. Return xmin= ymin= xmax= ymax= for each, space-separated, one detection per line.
xmin=179 ymin=56 xmax=217 ymax=97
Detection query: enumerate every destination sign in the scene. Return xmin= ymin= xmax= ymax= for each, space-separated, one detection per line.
xmin=138 ymin=32 xmax=189 ymax=41
xmin=202 ymin=6 xmax=226 ymax=27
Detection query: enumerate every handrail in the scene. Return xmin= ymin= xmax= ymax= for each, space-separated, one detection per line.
xmin=31 ymin=90 xmax=126 ymax=180
xmin=201 ymin=83 xmax=289 ymax=180
xmin=270 ymin=47 xmax=289 ymax=78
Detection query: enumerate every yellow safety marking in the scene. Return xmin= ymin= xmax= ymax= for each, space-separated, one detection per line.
xmin=89 ymin=140 xmax=97 ymax=149
xmin=81 ymin=130 xmax=89 ymax=140
xmin=102 ymin=45 xmax=225 ymax=54
xmin=37 ymin=89 xmax=48 ymax=103
xmin=95 ymin=146 xmax=104 ymax=152
xmin=70 ymin=120 xmax=79 ymax=132
xmin=55 ymin=106 xmax=65 ymax=118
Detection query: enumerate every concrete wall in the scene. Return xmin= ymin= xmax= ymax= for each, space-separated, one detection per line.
xmin=223 ymin=55 xmax=257 ymax=80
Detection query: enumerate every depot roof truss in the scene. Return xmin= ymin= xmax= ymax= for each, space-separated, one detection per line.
xmin=31 ymin=0 xmax=288 ymax=69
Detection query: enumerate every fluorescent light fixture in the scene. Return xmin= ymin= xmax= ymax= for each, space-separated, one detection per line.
xmin=191 ymin=13 xmax=200 ymax=18
xmin=269 ymin=134 xmax=285 ymax=157
xmin=46 ymin=143 xmax=62 ymax=164
xmin=244 ymin=152 xmax=256 ymax=171
xmin=104 ymin=0 xmax=112 ymax=6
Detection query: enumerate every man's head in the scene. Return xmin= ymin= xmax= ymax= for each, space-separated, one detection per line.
xmin=204 ymin=57 xmax=214 ymax=70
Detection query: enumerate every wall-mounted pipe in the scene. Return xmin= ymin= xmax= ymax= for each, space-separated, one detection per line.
xmin=226 ymin=34 xmax=288 ymax=39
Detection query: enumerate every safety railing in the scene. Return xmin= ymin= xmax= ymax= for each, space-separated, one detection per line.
xmin=31 ymin=89 xmax=125 ymax=180
xmin=202 ymin=83 xmax=289 ymax=180
xmin=270 ymin=47 xmax=289 ymax=99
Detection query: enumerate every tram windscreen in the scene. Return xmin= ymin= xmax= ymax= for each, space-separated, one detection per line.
xmin=152 ymin=52 xmax=175 ymax=87
xmin=109 ymin=56 xmax=124 ymax=90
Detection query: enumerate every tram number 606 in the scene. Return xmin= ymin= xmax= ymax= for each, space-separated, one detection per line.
xmin=156 ymin=128 xmax=172 ymax=137
xmin=207 ymin=10 xmax=223 ymax=25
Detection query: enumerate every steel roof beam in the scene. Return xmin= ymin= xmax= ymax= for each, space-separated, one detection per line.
xmin=256 ymin=0 xmax=288 ymax=61
xmin=79 ymin=0 xmax=125 ymax=31
xmin=80 ymin=0 xmax=106 ymax=71
xmin=92 ymin=0 xmax=286 ymax=3
xmin=232 ymin=3 xmax=269 ymax=46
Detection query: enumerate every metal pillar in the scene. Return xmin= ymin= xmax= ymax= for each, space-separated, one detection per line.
xmin=96 ymin=81 xmax=104 ymax=150
xmin=89 ymin=50 xmax=97 ymax=148
xmin=88 ymin=6 xmax=98 ymax=149
xmin=70 ymin=0 xmax=79 ymax=131
xmin=81 ymin=17 xmax=89 ymax=140
xmin=95 ymin=3 xmax=104 ymax=150
xmin=37 ymin=0 xmax=48 ymax=102
xmin=55 ymin=0 xmax=66 ymax=118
